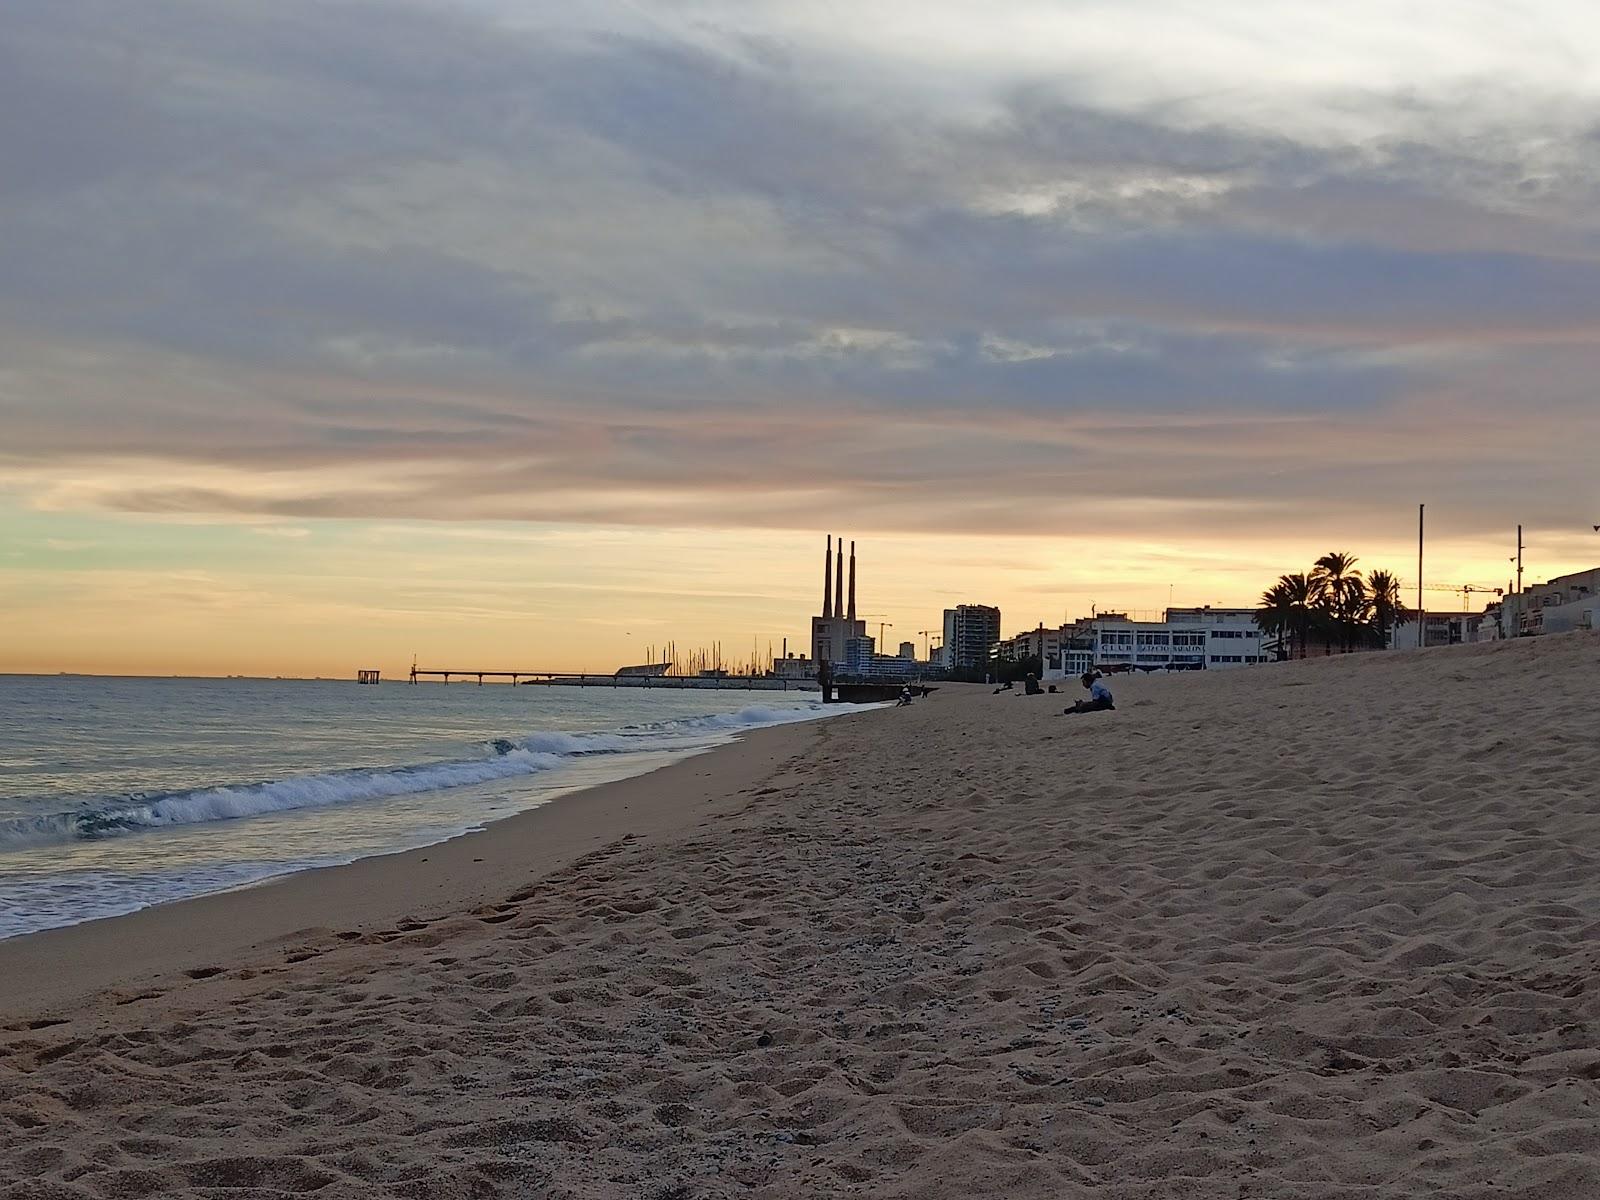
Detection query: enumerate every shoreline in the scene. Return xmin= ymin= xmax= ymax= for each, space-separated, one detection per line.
xmin=0 ymin=712 xmax=842 ymax=1017
xmin=5 ymin=639 xmax=1596 ymax=1197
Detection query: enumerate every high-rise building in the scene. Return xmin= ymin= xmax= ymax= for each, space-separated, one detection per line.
xmin=898 ymin=641 xmax=917 ymax=660
xmin=942 ymin=604 xmax=1001 ymax=670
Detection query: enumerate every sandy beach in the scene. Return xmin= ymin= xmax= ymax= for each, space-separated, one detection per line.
xmin=4 ymin=633 xmax=1599 ymax=1198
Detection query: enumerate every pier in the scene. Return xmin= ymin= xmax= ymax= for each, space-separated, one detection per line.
xmin=407 ymin=667 xmax=815 ymax=691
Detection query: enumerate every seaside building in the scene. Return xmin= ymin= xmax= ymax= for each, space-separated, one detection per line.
xmin=841 ymin=634 xmax=919 ymax=680
xmin=1036 ymin=606 xmax=1270 ymax=679
xmin=774 ymin=654 xmax=817 ymax=680
xmin=1495 ymin=566 xmax=1599 ymax=637
xmin=898 ymin=641 xmax=917 ymax=660
xmin=993 ymin=624 xmax=1069 ymax=664
xmin=1388 ymin=610 xmax=1487 ymax=650
xmin=1474 ymin=602 xmax=1504 ymax=642
xmin=616 ymin=662 xmax=672 ymax=677
xmin=994 ymin=623 xmax=1097 ymax=679
xmin=810 ymin=536 xmax=868 ymax=670
xmin=942 ymin=604 xmax=1002 ymax=670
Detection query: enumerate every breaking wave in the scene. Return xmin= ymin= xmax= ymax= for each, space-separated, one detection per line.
xmin=0 ymin=700 xmax=838 ymax=852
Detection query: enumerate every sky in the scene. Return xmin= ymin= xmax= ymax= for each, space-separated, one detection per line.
xmin=4 ymin=0 xmax=1600 ymax=676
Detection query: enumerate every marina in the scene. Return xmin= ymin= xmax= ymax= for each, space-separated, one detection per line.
xmin=407 ymin=666 xmax=817 ymax=690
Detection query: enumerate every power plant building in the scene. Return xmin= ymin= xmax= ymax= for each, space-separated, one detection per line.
xmin=811 ymin=536 xmax=867 ymax=668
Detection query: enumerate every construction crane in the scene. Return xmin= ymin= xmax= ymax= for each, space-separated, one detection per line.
xmin=1420 ymin=583 xmax=1504 ymax=610
xmin=858 ymin=614 xmax=892 ymax=645
xmin=917 ymin=629 xmax=938 ymax=660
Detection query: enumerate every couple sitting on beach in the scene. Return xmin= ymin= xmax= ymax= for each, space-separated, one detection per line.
xmin=1064 ymin=671 xmax=1114 ymax=715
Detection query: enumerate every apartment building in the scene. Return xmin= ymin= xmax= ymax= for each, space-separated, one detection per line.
xmin=942 ymin=604 xmax=1002 ymax=670
xmin=1496 ymin=566 xmax=1599 ymax=637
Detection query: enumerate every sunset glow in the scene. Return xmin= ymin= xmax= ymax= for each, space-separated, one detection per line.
xmin=5 ymin=1 xmax=1599 ymax=675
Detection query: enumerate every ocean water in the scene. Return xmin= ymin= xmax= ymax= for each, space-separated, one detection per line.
xmin=0 ymin=676 xmax=845 ymax=940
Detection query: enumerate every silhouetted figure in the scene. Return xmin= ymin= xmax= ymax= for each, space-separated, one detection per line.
xmin=819 ymin=658 xmax=834 ymax=704
xmin=1024 ymin=673 xmax=1043 ymax=695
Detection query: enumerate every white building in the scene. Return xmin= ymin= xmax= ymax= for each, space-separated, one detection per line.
xmin=1048 ymin=646 xmax=1098 ymax=680
xmin=1498 ymin=566 xmax=1599 ymax=637
xmin=993 ymin=625 xmax=1069 ymax=663
xmin=774 ymin=654 xmax=817 ymax=680
xmin=840 ymin=634 xmax=921 ymax=680
xmin=1388 ymin=611 xmax=1487 ymax=650
xmin=1039 ymin=606 xmax=1271 ymax=679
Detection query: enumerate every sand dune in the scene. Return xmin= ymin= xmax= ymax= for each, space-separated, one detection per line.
xmin=3 ymin=633 xmax=1599 ymax=1198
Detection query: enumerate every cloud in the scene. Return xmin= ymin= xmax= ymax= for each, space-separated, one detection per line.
xmin=251 ymin=526 xmax=312 ymax=539
xmin=2 ymin=0 xmax=1598 ymax=551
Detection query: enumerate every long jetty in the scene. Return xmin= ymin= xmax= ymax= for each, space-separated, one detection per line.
xmin=407 ymin=667 xmax=814 ymax=691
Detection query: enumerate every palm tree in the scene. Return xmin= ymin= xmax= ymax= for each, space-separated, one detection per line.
xmin=1255 ymin=572 xmax=1317 ymax=659
xmin=1341 ymin=575 xmax=1372 ymax=645
xmin=1366 ymin=569 xmax=1411 ymax=649
xmin=1312 ymin=552 xmax=1365 ymax=652
xmin=1254 ymin=581 xmax=1295 ymax=661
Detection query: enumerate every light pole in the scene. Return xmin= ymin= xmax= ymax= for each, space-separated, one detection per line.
xmin=1417 ymin=503 xmax=1424 ymax=640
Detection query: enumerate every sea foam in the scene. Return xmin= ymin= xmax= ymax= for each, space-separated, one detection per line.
xmin=0 ymin=700 xmax=835 ymax=852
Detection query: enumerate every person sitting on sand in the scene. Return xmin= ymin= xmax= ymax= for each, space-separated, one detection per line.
xmin=1063 ymin=671 xmax=1114 ymax=715
xmin=1023 ymin=673 xmax=1043 ymax=695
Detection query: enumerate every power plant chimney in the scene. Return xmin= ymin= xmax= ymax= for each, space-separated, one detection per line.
xmin=847 ymin=540 xmax=857 ymax=622
xmin=822 ymin=534 xmax=833 ymax=620
xmin=834 ymin=536 xmax=845 ymax=620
